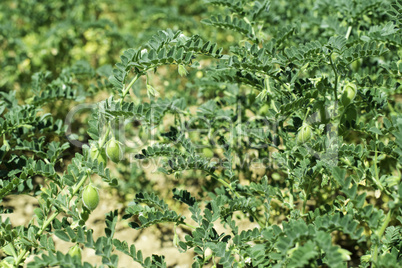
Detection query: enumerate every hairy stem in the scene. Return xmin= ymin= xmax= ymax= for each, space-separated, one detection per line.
xmin=372 ymin=209 xmax=393 ymax=263
xmin=329 ymin=54 xmax=339 ymax=103
xmin=99 ymin=123 xmax=111 ymax=148
xmin=302 ymin=180 xmax=312 ymax=216
xmin=372 ymin=120 xmax=383 ymax=191
xmin=345 ymin=26 xmax=352 ymax=39
xmin=214 ymin=176 xmax=240 ymax=198
xmin=121 ymin=73 xmax=141 ymax=102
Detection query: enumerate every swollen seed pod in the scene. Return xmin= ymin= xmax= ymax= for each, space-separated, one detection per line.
xmin=90 ymin=145 xmax=107 ymax=166
xmin=350 ymin=58 xmax=362 ymax=72
xmin=68 ymin=244 xmax=82 ymax=259
xmin=341 ymin=82 xmax=357 ymax=107
xmin=202 ymin=148 xmax=214 ymax=158
xmin=106 ymin=137 xmax=122 ymax=163
xmin=82 ymin=184 xmax=99 ymax=211
xmin=80 ymin=207 xmax=90 ymax=222
xmin=259 ymin=104 xmax=269 ymax=116
xmin=296 ymin=124 xmax=313 ymax=144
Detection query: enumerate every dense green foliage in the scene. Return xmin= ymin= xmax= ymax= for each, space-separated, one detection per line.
xmin=1 ymin=0 xmax=402 ymax=267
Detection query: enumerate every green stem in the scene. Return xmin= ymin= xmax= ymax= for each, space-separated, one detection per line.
xmin=302 ymin=171 xmax=318 ymax=215
xmin=214 ymin=176 xmax=240 ymax=198
xmin=14 ymin=173 xmax=90 ymax=266
xmin=90 ymin=125 xmax=110 ymax=163
xmin=120 ymin=73 xmax=141 ymax=103
xmin=3 ymin=133 xmax=10 ymax=151
xmin=302 ymin=180 xmax=312 ymax=216
xmin=289 ymin=178 xmax=294 ymax=210
xmin=303 ymin=107 xmax=311 ymax=122
xmin=372 ymin=209 xmax=393 ymax=263
xmin=345 ymin=26 xmax=352 ymax=39
xmin=329 ymin=54 xmax=339 ymax=103
xmin=377 ymin=210 xmax=392 ymax=239
xmin=99 ymin=124 xmax=111 ymax=149
xmin=372 ymin=121 xmax=383 ymax=191
xmin=178 ymin=221 xmax=196 ymax=230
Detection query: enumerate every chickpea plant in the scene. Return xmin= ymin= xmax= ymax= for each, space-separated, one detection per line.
xmin=1 ymin=0 xmax=402 ymax=267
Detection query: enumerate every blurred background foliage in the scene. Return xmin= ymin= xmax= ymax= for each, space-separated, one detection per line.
xmin=0 ymin=0 xmax=207 ymax=94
